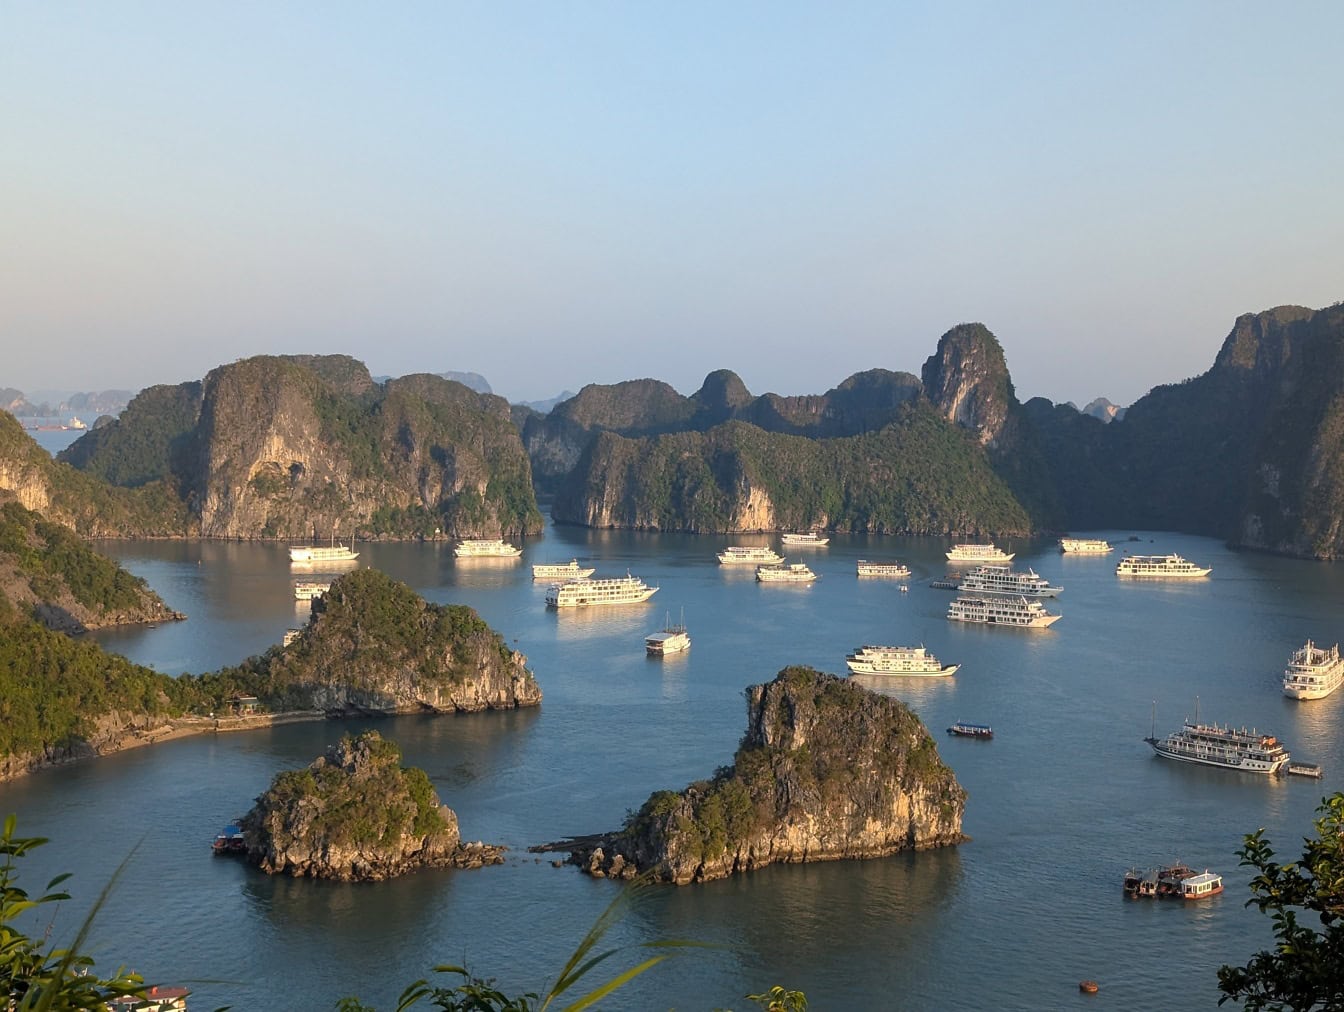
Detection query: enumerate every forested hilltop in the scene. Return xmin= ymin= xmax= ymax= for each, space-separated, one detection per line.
xmin=537 ymin=322 xmax=1055 ymax=535
xmin=0 ymin=499 xmax=182 ymax=633
xmin=0 ymin=566 xmax=539 ymax=780
xmin=57 ymin=354 xmax=543 ymax=540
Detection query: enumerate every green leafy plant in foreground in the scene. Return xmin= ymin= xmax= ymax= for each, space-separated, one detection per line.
xmin=0 ymin=815 xmax=146 ymax=1011
xmin=334 ymin=872 xmax=804 ymax=1011
xmin=1217 ymin=792 xmax=1344 ymax=1010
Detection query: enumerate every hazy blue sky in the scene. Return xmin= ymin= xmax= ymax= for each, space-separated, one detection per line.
xmin=3 ymin=3 xmax=1341 ymax=406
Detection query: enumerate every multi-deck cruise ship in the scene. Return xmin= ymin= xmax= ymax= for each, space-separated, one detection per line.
xmin=856 ymin=560 xmax=912 ymax=578
xmin=1115 ymin=554 xmax=1211 ymax=578
xmin=717 ymin=546 xmax=784 ymax=565
xmin=945 ymin=543 xmax=1014 ymax=564
xmin=1145 ymin=720 xmax=1290 ymax=774
xmin=532 ymin=559 xmax=597 ymax=580
xmin=454 ymin=538 xmax=522 ymax=558
xmin=293 ymin=581 xmax=330 ymax=601
xmin=1060 ymin=538 xmax=1113 ymax=554
xmin=780 ymin=532 xmax=829 ymax=547
xmin=845 ymin=645 xmax=959 ymax=676
xmin=946 ymin=594 xmax=1060 ymax=628
xmin=1282 ymin=640 xmax=1344 ymax=700
xmin=957 ymin=564 xmax=1062 ymax=597
xmin=756 ymin=562 xmax=817 ymax=583
xmin=289 ymin=535 xmax=359 ymax=563
xmin=545 ymin=572 xmax=658 ymax=608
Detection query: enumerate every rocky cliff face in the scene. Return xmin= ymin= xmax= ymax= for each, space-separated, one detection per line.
xmin=60 ymin=355 xmax=543 ymax=540
xmin=522 ymin=369 xmax=926 ymax=496
xmin=921 ymin=324 xmax=1015 ymax=447
xmin=0 ymin=411 xmax=195 ymax=537
xmin=1025 ymin=302 xmax=1344 ymax=556
xmin=236 ymin=568 xmax=542 ymax=714
xmin=553 ymin=406 xmax=1032 ymax=535
xmin=573 ymin=667 xmax=965 ymax=885
xmin=240 ymin=731 xmax=503 ymax=881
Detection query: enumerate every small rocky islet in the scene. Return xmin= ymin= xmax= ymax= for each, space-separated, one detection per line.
xmin=238 ymin=730 xmax=504 ymax=881
xmin=555 ymin=666 xmax=967 ymax=885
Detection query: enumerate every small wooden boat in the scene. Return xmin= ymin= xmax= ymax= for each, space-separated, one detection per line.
xmin=946 ymin=722 xmax=993 ymax=739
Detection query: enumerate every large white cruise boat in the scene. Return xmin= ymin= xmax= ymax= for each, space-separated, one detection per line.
xmin=454 ymin=538 xmax=522 ymax=558
xmin=1060 ymin=538 xmax=1113 ymax=554
xmin=781 ymin=532 xmax=829 ymax=547
xmin=945 ymin=543 xmax=1014 ymax=563
xmin=946 ymin=594 xmax=1060 ymax=628
xmin=532 ymin=559 xmax=596 ymax=580
xmin=1115 ymin=554 xmax=1210 ymax=578
xmin=756 ymin=562 xmax=817 ymax=583
xmin=845 ymin=645 xmax=959 ymax=676
xmin=856 ymin=560 xmax=912 ymax=578
xmin=717 ymin=546 xmax=783 ymax=565
xmin=545 ymin=572 xmax=658 ymax=608
xmin=1282 ymin=640 xmax=1344 ymax=700
xmin=293 ymin=581 xmax=330 ymax=601
xmin=957 ymin=564 xmax=1062 ymax=597
xmin=289 ymin=534 xmax=359 ymax=563
xmin=1145 ymin=720 xmax=1290 ymax=774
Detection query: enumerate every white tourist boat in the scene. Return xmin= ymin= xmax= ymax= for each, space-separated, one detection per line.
xmin=645 ymin=612 xmax=690 ymax=656
xmin=717 ymin=546 xmax=784 ymax=565
xmin=756 ymin=562 xmax=817 ymax=583
xmin=845 ymin=645 xmax=958 ymax=676
xmin=957 ymin=564 xmax=1062 ymax=597
xmin=1282 ymin=640 xmax=1344 ymax=700
xmin=531 ymin=559 xmax=596 ymax=580
xmin=1060 ymin=538 xmax=1113 ymax=554
xmin=1145 ymin=717 xmax=1290 ymax=774
xmin=455 ymin=538 xmax=522 ymax=558
xmin=946 ymin=594 xmax=1060 ymax=628
xmin=1115 ymin=553 xmax=1211 ymax=578
xmin=293 ymin=581 xmax=330 ymax=601
xmin=289 ymin=534 xmax=359 ymax=563
xmin=856 ymin=560 xmax=911 ymax=578
xmin=545 ymin=572 xmax=658 ymax=608
xmin=945 ymin=543 xmax=1014 ymax=563
xmin=780 ymin=532 xmax=829 ymax=547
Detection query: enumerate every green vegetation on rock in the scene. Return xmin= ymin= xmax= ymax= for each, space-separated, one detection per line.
xmin=193 ymin=568 xmax=538 ymax=714
xmin=555 ymin=403 xmax=1032 ymax=535
xmin=54 ymin=356 xmax=543 ymax=540
xmin=0 ymin=500 xmax=173 ymax=629
xmin=584 ymin=666 xmax=965 ymax=884
xmin=0 ymin=411 xmax=194 ymax=537
xmin=246 ymin=731 xmax=449 ymax=859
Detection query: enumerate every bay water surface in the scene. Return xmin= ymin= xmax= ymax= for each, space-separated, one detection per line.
xmin=3 ymin=526 xmax=1342 ymax=1010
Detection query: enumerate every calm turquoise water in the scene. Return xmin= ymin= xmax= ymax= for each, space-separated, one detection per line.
xmin=3 ymin=527 xmax=1342 ymax=1010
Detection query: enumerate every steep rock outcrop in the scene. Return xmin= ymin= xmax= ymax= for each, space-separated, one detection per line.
xmin=60 ymin=355 xmax=543 ymax=540
xmin=224 ymin=568 xmax=542 ymax=714
xmin=571 ymin=667 xmax=965 ymax=884
xmin=241 ymin=731 xmax=503 ymax=880
xmin=553 ymin=406 xmax=1032 ymax=535
xmin=921 ymin=324 xmax=1015 ymax=447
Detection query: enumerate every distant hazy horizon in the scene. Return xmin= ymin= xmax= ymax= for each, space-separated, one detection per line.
xmin=4 ymin=4 xmax=1341 ymax=408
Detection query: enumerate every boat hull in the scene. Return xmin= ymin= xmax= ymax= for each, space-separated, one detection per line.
xmin=846 ymin=661 xmax=959 ymax=676
xmin=1146 ymin=740 xmax=1287 ymax=774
